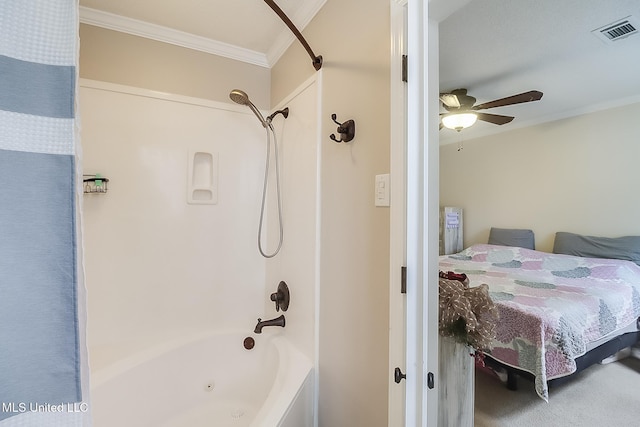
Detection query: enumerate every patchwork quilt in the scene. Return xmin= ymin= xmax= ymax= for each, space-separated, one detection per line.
xmin=439 ymin=244 xmax=640 ymax=401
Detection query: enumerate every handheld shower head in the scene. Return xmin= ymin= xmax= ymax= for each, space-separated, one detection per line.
xmin=229 ymin=90 xmax=289 ymax=258
xmin=229 ymin=89 xmax=268 ymax=128
xmin=229 ymin=89 xmax=250 ymax=105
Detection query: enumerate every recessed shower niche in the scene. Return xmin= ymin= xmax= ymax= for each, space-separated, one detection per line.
xmin=188 ymin=150 xmax=218 ymax=205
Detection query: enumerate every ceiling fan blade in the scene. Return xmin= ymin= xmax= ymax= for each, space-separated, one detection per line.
xmin=476 ymin=112 xmax=515 ymax=125
xmin=472 ymin=90 xmax=543 ymax=111
xmin=439 ymin=93 xmax=460 ymax=108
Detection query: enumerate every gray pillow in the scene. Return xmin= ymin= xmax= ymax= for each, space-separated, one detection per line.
xmin=488 ymin=228 xmax=535 ymax=250
xmin=553 ymin=232 xmax=640 ymax=266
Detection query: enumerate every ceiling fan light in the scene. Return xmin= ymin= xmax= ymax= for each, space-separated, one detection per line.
xmin=442 ymin=113 xmax=478 ymax=131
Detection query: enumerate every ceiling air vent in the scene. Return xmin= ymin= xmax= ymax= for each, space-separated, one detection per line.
xmin=592 ymin=16 xmax=639 ymax=43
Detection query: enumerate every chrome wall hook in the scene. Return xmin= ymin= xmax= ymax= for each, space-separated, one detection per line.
xmin=329 ymin=114 xmax=356 ymax=143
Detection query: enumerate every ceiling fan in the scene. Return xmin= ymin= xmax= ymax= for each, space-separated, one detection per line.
xmin=439 ymin=89 xmax=543 ymax=131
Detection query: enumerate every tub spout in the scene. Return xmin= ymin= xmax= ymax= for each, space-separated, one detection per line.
xmin=254 ymin=315 xmax=286 ymax=334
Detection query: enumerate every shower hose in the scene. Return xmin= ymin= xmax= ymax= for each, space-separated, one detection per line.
xmin=257 ymin=124 xmax=283 ymax=258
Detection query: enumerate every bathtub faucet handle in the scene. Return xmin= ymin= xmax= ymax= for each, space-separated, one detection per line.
xmin=269 ymin=281 xmax=290 ymax=312
xmin=269 ymin=293 xmax=282 ymax=311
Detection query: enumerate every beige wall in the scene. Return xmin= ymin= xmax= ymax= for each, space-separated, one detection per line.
xmin=79 ymin=24 xmax=271 ymax=108
xmin=272 ymin=1 xmax=391 ymax=426
xmin=440 ymin=102 xmax=640 ymax=252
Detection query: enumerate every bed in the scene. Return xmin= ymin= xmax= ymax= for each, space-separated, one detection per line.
xmin=438 ymin=236 xmax=640 ymax=401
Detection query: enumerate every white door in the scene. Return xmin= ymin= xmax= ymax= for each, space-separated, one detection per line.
xmin=404 ymin=1 xmax=441 ymax=425
xmin=388 ymin=0 xmax=409 ymax=425
xmin=388 ymin=0 xmax=478 ymax=427
xmin=389 ymin=1 xmax=471 ymax=425
xmin=389 ymin=0 xmax=441 ymax=425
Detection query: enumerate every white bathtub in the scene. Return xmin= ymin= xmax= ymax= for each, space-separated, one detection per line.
xmin=90 ymin=332 xmax=313 ymax=427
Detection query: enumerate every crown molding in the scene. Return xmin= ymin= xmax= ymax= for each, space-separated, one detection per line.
xmin=79 ymin=6 xmax=270 ymax=68
xmin=80 ymin=2 xmax=327 ymax=70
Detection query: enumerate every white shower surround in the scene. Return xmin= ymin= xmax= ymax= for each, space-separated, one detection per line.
xmin=80 ymin=75 xmax=320 ymax=423
xmin=81 ymin=80 xmax=266 ymax=367
xmin=263 ymin=75 xmax=321 ymax=361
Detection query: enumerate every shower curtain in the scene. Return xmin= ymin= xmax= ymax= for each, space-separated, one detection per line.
xmin=0 ymin=1 xmax=90 ymax=425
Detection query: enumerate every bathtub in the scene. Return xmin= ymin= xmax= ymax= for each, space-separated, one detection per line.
xmin=90 ymin=331 xmax=313 ymax=427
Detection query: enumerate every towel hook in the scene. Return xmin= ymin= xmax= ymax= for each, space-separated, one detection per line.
xmin=329 ymin=114 xmax=356 ymax=143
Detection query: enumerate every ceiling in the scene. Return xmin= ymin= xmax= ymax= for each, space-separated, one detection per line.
xmin=79 ymin=0 xmax=640 ymax=144
xmin=438 ymin=0 xmax=640 ymax=143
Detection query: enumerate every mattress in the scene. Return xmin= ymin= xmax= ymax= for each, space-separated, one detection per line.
xmin=439 ymin=244 xmax=640 ymax=400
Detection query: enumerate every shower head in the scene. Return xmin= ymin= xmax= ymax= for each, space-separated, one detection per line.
xmin=229 ymin=89 xmax=249 ymax=105
xmin=229 ymin=89 xmax=268 ymax=128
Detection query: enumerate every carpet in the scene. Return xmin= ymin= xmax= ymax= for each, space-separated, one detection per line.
xmin=475 ymin=356 xmax=640 ymax=426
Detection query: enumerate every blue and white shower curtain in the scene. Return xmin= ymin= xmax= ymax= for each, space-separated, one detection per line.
xmin=0 ymin=1 xmax=90 ymax=425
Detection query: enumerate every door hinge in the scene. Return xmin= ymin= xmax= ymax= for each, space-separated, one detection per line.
xmin=400 ymin=266 xmax=407 ymax=294
xmin=427 ymin=372 xmax=435 ymax=389
xmin=401 ymin=55 xmax=408 ymax=82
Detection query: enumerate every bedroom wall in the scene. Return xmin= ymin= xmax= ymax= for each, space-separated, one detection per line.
xmin=272 ymin=0 xmax=391 ymax=426
xmin=440 ymin=101 xmax=640 ymax=252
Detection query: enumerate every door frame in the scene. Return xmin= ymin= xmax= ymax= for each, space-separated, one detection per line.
xmin=403 ymin=1 xmax=440 ymax=424
xmin=388 ymin=0 xmax=408 ymax=425
xmin=389 ymin=1 xmax=472 ymax=425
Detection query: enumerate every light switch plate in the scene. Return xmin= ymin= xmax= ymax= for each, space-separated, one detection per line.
xmin=375 ymin=174 xmax=390 ymax=207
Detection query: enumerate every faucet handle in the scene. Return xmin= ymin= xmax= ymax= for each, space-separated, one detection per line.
xmin=269 ymin=281 xmax=290 ymax=312
xmin=270 ymin=292 xmax=281 ymax=311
